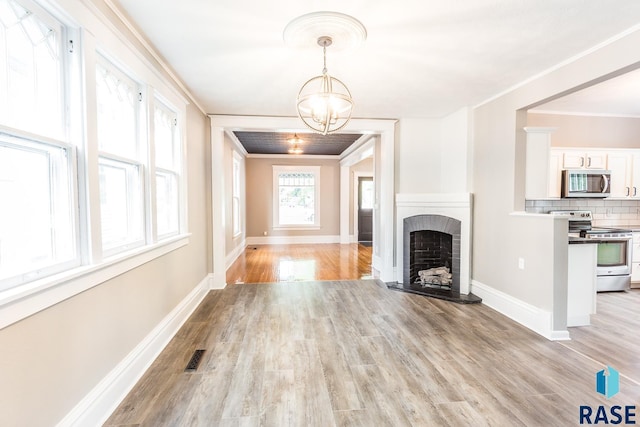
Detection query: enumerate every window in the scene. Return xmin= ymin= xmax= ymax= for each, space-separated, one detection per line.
xmin=0 ymin=0 xmax=77 ymax=290
xmin=0 ymin=0 xmax=190 ymax=327
xmin=232 ymin=152 xmax=241 ymax=236
xmin=154 ymin=100 xmax=180 ymax=238
xmin=0 ymin=0 xmax=64 ymax=140
xmin=95 ymin=57 xmax=144 ymax=255
xmin=273 ymin=165 xmax=320 ymax=228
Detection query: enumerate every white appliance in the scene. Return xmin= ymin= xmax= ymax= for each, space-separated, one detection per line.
xmin=551 ymin=210 xmax=632 ymax=292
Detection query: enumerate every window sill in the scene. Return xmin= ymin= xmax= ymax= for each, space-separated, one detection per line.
xmin=0 ymin=234 xmax=190 ymax=330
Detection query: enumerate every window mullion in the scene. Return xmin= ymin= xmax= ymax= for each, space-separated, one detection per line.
xmin=145 ymin=90 xmax=156 ymax=243
xmin=81 ymin=36 xmax=103 ymax=264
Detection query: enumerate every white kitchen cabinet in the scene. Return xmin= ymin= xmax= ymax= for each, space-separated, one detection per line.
xmin=568 ymin=243 xmax=597 ymax=327
xmin=524 ymin=127 xmax=555 ymax=199
xmin=607 ymin=151 xmax=640 ymax=198
xmin=548 ymin=149 xmax=563 ymax=198
xmin=632 ymin=153 xmax=640 ymax=198
xmin=632 ymin=232 xmax=640 ymax=288
xmin=562 ymin=150 xmax=607 ymax=169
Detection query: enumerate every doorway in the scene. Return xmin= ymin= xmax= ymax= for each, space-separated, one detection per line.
xmin=357 ymin=176 xmax=373 ymax=244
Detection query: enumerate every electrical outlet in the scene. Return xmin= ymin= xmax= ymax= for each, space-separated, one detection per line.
xmin=518 ymin=257 xmax=525 ymax=270
xmin=263 ymin=231 xmax=268 ymax=236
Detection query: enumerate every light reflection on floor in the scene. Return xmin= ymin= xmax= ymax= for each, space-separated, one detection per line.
xmin=278 ymin=259 xmax=316 ymax=281
xmin=226 ymin=243 xmax=374 ymax=284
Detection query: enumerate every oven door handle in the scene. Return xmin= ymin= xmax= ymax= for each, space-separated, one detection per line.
xmin=601 ymin=174 xmax=609 ymax=193
xmin=594 ymin=236 xmax=632 ymax=241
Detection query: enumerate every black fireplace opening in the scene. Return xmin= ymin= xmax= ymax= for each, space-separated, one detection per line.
xmin=390 ymin=213 xmax=481 ymax=304
xmin=409 ymin=230 xmax=452 ymax=287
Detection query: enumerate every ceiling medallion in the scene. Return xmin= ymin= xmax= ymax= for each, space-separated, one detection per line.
xmin=284 ymin=12 xmax=367 ymax=135
xmin=283 ymin=11 xmax=367 ymax=51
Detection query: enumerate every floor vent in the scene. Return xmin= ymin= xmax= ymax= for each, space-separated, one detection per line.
xmin=185 ymin=349 xmax=206 ymax=372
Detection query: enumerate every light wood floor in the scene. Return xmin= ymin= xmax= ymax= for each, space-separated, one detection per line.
xmin=106 ymin=245 xmax=640 ymax=426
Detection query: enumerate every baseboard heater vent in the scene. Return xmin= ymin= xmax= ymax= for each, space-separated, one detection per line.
xmin=185 ymin=349 xmax=206 ymax=372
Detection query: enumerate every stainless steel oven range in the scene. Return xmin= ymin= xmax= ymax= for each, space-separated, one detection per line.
xmin=551 ymin=210 xmax=632 ymax=292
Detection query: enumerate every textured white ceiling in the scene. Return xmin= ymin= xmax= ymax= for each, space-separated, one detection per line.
xmin=114 ymin=0 xmax=640 ymax=119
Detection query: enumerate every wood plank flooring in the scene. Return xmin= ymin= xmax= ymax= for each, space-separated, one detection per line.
xmin=225 ymin=243 xmax=373 ymax=284
xmin=106 ymin=245 xmax=640 ymax=426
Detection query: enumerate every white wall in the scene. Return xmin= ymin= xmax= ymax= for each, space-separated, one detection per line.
xmin=395 ymin=118 xmax=442 ymax=193
xmin=395 ymin=110 xmax=472 ymax=195
xmin=441 ymin=107 xmax=472 ymax=193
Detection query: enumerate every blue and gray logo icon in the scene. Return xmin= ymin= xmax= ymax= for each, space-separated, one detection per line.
xmin=596 ymin=366 xmax=620 ymax=399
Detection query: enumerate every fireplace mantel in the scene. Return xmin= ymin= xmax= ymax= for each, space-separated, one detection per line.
xmin=396 ymin=193 xmax=473 ymax=295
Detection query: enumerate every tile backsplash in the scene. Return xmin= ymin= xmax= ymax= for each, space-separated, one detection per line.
xmin=525 ymin=199 xmax=640 ymax=226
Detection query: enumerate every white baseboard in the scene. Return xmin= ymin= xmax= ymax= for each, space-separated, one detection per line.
xmin=246 ymin=235 xmax=340 ymax=245
xmin=209 ymin=272 xmax=226 ymax=290
xmin=225 ymin=239 xmax=246 ymax=270
xmin=58 ymin=276 xmax=210 ymax=427
xmin=471 ymin=279 xmax=570 ymax=341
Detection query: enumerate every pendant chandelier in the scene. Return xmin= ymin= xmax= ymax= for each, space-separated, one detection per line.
xmin=284 ymin=12 xmax=367 ymax=135
xmin=296 ymin=36 xmax=353 ymax=135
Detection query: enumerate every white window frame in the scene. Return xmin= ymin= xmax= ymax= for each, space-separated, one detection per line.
xmin=232 ymin=151 xmax=242 ymax=237
xmin=0 ymin=0 xmax=191 ymax=330
xmin=0 ymin=0 xmax=81 ymax=290
xmin=272 ymin=165 xmax=321 ymax=230
xmin=153 ymin=97 xmax=181 ymax=240
xmin=95 ymin=54 xmax=146 ymax=257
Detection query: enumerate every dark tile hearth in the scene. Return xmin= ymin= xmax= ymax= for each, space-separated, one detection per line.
xmin=386 ymin=281 xmax=482 ymax=304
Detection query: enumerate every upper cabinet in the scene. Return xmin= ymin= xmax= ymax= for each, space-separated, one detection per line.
xmin=562 ymin=150 xmax=607 ymax=169
xmin=547 ymin=148 xmax=608 ymax=198
xmin=524 ymin=127 xmax=555 ymax=199
xmin=607 ymin=151 xmax=640 ymax=198
xmin=525 ymin=127 xmax=640 ymax=199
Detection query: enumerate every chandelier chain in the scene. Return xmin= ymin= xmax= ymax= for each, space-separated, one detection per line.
xmin=323 ymin=45 xmax=327 ymax=74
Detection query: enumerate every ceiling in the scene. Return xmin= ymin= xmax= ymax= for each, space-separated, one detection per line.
xmin=233 ymin=132 xmax=363 ymax=156
xmin=113 ymin=0 xmax=640 ymax=153
xmin=530 ymin=68 xmax=640 ymax=117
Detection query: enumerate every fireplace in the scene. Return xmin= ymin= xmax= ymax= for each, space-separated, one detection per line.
xmin=404 ymin=214 xmax=460 ymax=289
xmin=393 ymin=193 xmax=480 ymax=304
xmin=409 ymin=229 xmax=454 ymax=287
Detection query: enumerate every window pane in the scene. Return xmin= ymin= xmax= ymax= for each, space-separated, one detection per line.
xmin=278 ymin=172 xmax=315 ymax=225
xmin=0 ymin=142 xmax=74 ymax=285
xmin=156 ymin=171 xmax=178 ymax=236
xmin=360 ymin=180 xmax=374 ymax=209
xmin=154 ymin=103 xmax=176 ymax=170
xmin=0 ymin=0 xmax=63 ymax=139
xmin=232 ymin=197 xmax=240 ymax=235
xmin=96 ymin=60 xmax=138 ymax=158
xmin=99 ymin=158 xmax=143 ymax=251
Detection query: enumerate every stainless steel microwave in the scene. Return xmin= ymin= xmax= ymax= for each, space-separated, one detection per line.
xmin=561 ymin=169 xmax=610 ymax=198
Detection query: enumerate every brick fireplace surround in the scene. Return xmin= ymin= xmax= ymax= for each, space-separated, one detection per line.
xmin=391 ymin=193 xmax=481 ymax=304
